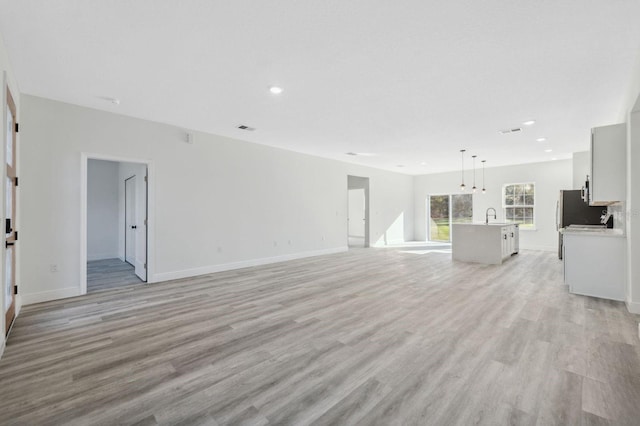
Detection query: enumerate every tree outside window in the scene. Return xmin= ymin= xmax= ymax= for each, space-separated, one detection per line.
xmin=503 ymin=183 xmax=535 ymax=229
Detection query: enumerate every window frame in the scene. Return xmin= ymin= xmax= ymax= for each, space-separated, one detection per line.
xmin=502 ymin=182 xmax=536 ymax=230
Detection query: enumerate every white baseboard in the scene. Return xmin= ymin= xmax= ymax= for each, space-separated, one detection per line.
xmin=15 ymin=294 xmax=22 ymax=316
xmin=87 ymin=252 xmax=120 ymax=261
xmin=152 ymin=246 xmax=348 ymax=283
xmin=520 ymin=245 xmax=556 ymax=252
xmin=21 ymin=287 xmax=81 ymax=305
xmin=626 ymin=298 xmax=640 ymax=314
xmin=385 ymin=238 xmax=406 ymax=245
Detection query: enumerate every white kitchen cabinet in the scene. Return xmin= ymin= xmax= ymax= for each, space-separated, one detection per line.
xmin=563 ymin=230 xmax=626 ymax=301
xmin=589 ymin=123 xmax=626 ymax=205
xmin=452 ymin=223 xmax=518 ymax=265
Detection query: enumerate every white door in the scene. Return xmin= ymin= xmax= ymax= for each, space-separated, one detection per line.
xmin=348 ymin=189 xmax=365 ymax=247
xmin=134 ymin=170 xmax=147 ymax=281
xmin=124 ymin=176 xmax=136 ymax=266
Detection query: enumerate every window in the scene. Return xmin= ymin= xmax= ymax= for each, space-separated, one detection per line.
xmin=429 ymin=194 xmax=473 ymax=241
xmin=503 ymin=183 xmax=535 ymax=229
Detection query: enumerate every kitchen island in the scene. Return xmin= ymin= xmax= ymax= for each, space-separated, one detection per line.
xmin=452 ymin=223 xmax=519 ymax=265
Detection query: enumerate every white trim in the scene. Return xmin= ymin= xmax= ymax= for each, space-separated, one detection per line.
xmin=385 ymin=238 xmax=406 ymax=245
xmin=81 ymin=153 xmax=156 ymax=294
xmin=154 ymin=247 xmax=348 ymax=282
xmin=520 ymin=245 xmax=555 ymax=252
xmin=21 ymin=287 xmax=81 ymax=305
xmin=15 ymin=294 xmax=21 ymax=316
xmin=87 ymin=252 xmax=120 ymax=261
xmin=626 ymin=298 xmax=640 ymax=314
xmin=0 ymin=337 xmax=5 ymax=360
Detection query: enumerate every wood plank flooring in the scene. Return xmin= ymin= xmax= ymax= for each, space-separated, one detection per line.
xmin=1 ymin=247 xmax=639 ymax=425
xmin=87 ymin=258 xmax=144 ymax=293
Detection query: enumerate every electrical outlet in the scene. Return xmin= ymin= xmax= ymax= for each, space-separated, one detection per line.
xmin=50 ymin=264 xmax=58 ymax=273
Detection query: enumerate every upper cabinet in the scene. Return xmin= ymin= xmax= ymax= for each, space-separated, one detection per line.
xmin=589 ymin=123 xmax=626 ymax=206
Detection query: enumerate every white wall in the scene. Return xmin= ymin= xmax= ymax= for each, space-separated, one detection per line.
xmin=572 ymin=151 xmax=589 ymax=190
xmin=18 ymin=95 xmax=414 ymax=303
xmin=0 ymin=30 xmax=20 ymax=351
xmin=414 ymin=160 xmax=572 ymax=251
xmin=87 ymin=159 xmax=119 ymax=260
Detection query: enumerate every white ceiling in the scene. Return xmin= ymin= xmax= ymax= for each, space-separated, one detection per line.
xmin=1 ymin=1 xmax=640 ymax=174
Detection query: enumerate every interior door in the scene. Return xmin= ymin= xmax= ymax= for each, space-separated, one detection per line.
xmin=134 ymin=169 xmax=147 ymax=281
xmin=124 ymin=176 xmax=136 ymax=266
xmin=348 ymin=188 xmax=365 ymax=247
xmin=4 ymin=87 xmax=17 ymax=335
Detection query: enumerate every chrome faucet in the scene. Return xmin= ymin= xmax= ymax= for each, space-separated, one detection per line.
xmin=485 ymin=207 xmax=497 ymax=224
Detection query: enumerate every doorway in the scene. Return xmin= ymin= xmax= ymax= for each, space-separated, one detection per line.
xmin=85 ymin=158 xmax=149 ymax=293
xmin=347 ymin=175 xmax=370 ymax=248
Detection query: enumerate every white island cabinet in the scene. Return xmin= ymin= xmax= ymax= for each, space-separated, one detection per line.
xmin=452 ymin=223 xmax=519 ymax=265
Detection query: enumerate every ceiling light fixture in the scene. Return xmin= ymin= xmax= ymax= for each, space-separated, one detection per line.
xmin=545 ymin=149 xmax=553 ymax=153
xmin=460 ymin=149 xmax=466 ymax=191
xmin=551 ymin=157 xmax=558 ymax=161
xmin=536 ymin=137 xmax=547 ymax=142
xmin=522 ymin=120 xmax=536 ymax=126
xmin=269 ymin=86 xmax=283 ymax=94
xmin=472 ymin=155 xmax=477 ymax=193
xmin=481 ymin=160 xmax=487 ymax=194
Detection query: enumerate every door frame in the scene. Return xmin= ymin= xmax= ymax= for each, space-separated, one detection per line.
xmin=80 ymin=153 xmax=155 ymax=295
xmin=347 ymin=175 xmax=370 ymax=248
xmin=4 ymin=82 xmax=17 ymax=335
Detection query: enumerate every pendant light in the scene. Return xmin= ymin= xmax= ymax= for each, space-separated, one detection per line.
xmin=460 ymin=149 xmax=466 ymax=191
xmin=472 ymin=155 xmax=477 ymax=193
xmin=481 ymin=160 xmax=487 ymax=194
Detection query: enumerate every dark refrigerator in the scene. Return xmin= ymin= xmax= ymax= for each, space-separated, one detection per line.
xmin=556 ymin=190 xmax=606 ymax=259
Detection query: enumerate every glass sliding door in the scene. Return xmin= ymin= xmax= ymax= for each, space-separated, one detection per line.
xmin=428 ymin=194 xmax=473 ymax=242
xmin=452 ymin=194 xmax=473 ymax=224
xmin=429 ymin=195 xmax=450 ymax=241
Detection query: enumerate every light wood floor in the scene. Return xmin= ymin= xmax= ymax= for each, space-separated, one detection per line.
xmin=1 ymin=247 xmax=639 ymax=425
xmin=87 ymin=258 xmax=144 ymax=293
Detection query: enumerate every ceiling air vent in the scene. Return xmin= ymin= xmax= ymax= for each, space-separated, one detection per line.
xmin=237 ymin=125 xmax=256 ymax=131
xmin=499 ymin=128 xmax=522 ymax=135
xmin=346 ymin=152 xmax=357 ymax=156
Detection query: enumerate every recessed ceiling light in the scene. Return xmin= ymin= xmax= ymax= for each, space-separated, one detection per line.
xmin=544 ymin=149 xmax=553 ymax=153
xmin=420 ymin=162 xmax=427 ymax=165
xmin=269 ymin=86 xmax=283 ymax=94
xmin=536 ymin=137 xmax=547 ymax=142
xmin=522 ymin=120 xmax=536 ymax=126
xmin=551 ymin=157 xmax=558 ymax=160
